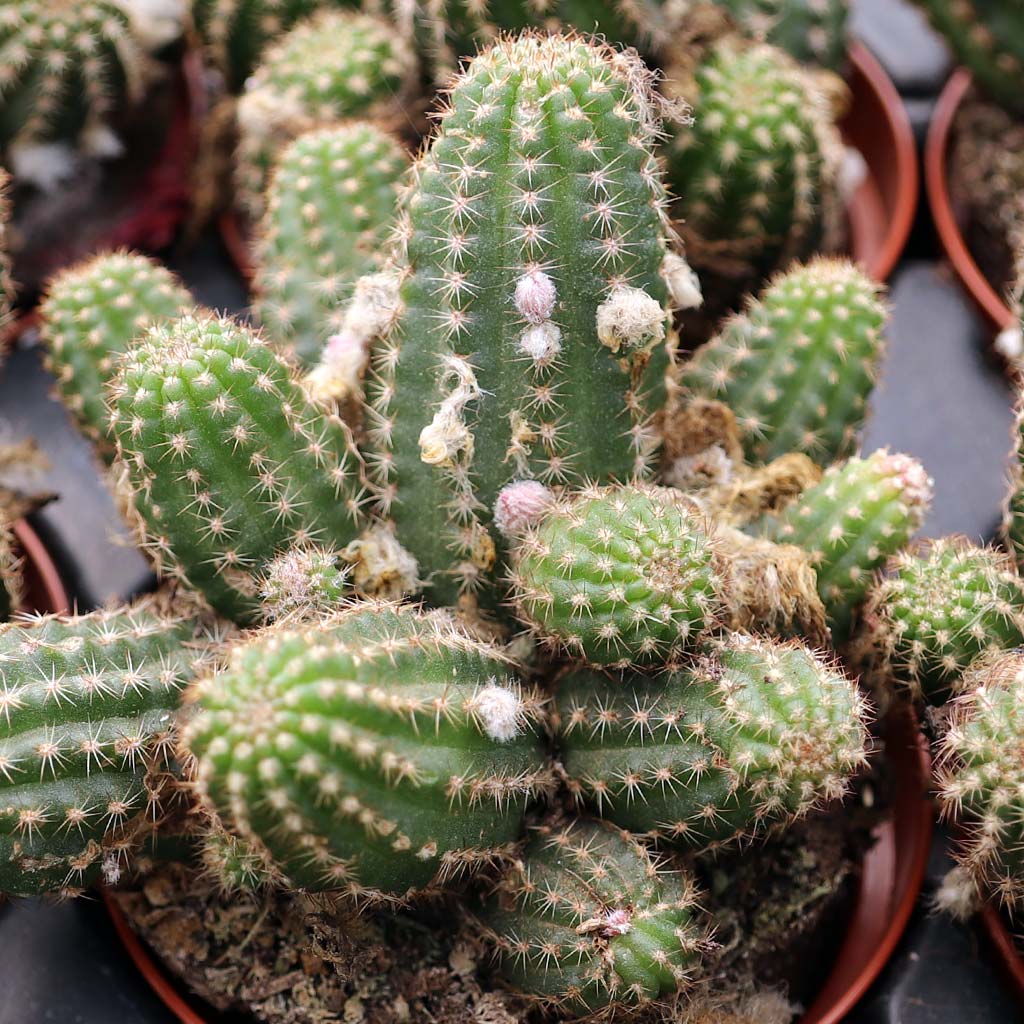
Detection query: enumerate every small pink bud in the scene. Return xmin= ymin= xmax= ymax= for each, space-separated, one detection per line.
xmin=493 ymin=480 xmax=554 ymax=538
xmin=514 ymin=269 xmax=557 ymax=324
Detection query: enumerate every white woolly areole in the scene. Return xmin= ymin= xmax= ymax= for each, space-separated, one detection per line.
xmin=80 ymin=122 xmax=125 ymax=160
xmin=9 ymin=142 xmax=78 ymax=192
xmin=514 ymin=269 xmax=557 ymax=323
xmin=875 ymin=450 xmax=933 ymax=525
xmin=839 ymin=145 xmax=869 ymax=203
xmin=600 ymin=908 xmax=632 ymax=936
xmin=237 ymin=87 xmax=306 ymax=140
xmin=343 ymin=270 xmax=402 ymax=341
xmin=493 ymin=480 xmax=554 ymax=538
xmin=662 ymin=252 xmax=703 ymax=311
xmin=102 ymin=853 xmax=123 ymax=886
xmin=934 ymin=865 xmax=981 ymax=921
xmin=995 ymin=324 xmax=1024 ymax=362
xmin=114 ymin=0 xmax=188 ymax=50
xmin=419 ymin=356 xmax=481 ymax=467
xmin=473 ymin=684 xmax=525 ymax=743
xmin=307 ymin=329 xmax=370 ymax=402
xmin=518 ymin=322 xmax=562 ymax=365
xmin=596 ymin=286 xmax=666 ymax=354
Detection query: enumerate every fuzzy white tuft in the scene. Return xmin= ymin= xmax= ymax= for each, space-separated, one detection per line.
xmin=596 ymin=286 xmax=665 ymax=354
xmin=518 ymin=322 xmax=561 ymax=365
xmin=933 ymin=865 xmax=981 ymax=921
xmin=996 ymin=324 xmax=1024 ymax=362
xmin=662 ymin=252 xmax=703 ymax=310
xmin=9 ymin=142 xmax=79 ymax=192
xmin=514 ymin=269 xmax=557 ymax=323
xmin=493 ymin=480 xmax=554 ymax=538
xmin=473 ymin=683 xmax=525 ymax=743
xmin=114 ymin=0 xmax=188 ymax=50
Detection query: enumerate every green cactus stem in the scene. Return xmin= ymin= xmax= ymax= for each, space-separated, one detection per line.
xmin=511 ymin=484 xmax=725 ymax=668
xmin=720 ymin=0 xmax=850 ymax=71
xmin=108 ymin=313 xmax=368 ymax=624
xmin=860 ymin=539 xmax=1024 ymax=705
xmin=1002 ymin=393 xmax=1024 ymax=572
xmin=360 ymin=33 xmax=689 ymax=614
xmin=184 ymin=602 xmax=553 ymax=902
xmin=253 ymin=123 xmax=409 ymax=370
xmin=664 ymin=39 xmax=843 ymax=288
xmin=555 ymin=634 xmax=869 ymax=851
xmin=477 ymin=817 xmax=707 ymax=1014
xmin=936 ymin=651 xmax=1024 ymax=914
xmin=680 ymin=259 xmax=886 ymax=465
xmin=759 ymin=449 xmax=933 ymax=643
xmin=39 ymin=251 xmax=191 ymax=449
xmin=0 ymin=600 xmax=216 ymax=897
xmin=233 ymin=10 xmax=417 ymax=222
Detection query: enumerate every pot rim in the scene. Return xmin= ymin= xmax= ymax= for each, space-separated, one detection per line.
xmin=979 ymin=901 xmax=1024 ymax=1003
xmin=218 ymin=41 xmax=918 ymax=291
xmin=14 ymin=518 xmax=70 ymax=616
xmin=925 ymin=68 xmax=1016 ymax=332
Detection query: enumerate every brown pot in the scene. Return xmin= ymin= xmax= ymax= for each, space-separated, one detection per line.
xmin=14 ymin=518 xmax=69 ymax=615
xmin=980 ymin=902 xmax=1024 ymax=1004
xmin=925 ymin=68 xmax=1016 ymax=332
xmin=103 ymin=706 xmax=932 ymax=1024
xmin=218 ymin=42 xmax=917 ymax=293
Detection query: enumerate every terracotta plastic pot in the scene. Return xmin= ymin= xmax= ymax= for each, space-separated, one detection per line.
xmin=980 ymin=902 xmax=1024 ymax=1004
xmin=103 ymin=705 xmax=932 ymax=1024
xmin=218 ymin=42 xmax=917 ymax=291
xmin=14 ymin=518 xmax=69 ymax=615
xmin=925 ymin=68 xmax=1016 ymax=332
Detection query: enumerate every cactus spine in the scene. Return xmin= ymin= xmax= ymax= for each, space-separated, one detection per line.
xmin=0 ymin=602 xmax=214 ymax=897
xmin=234 ymin=11 xmax=416 ymax=222
xmin=253 ymin=124 xmax=409 ymax=370
xmin=361 ymin=33 xmax=683 ymax=613
xmin=680 ymin=260 xmax=886 ymax=465
xmin=664 ymin=40 xmax=842 ymax=286
xmin=760 ymin=450 xmax=933 ymax=642
xmin=861 ymin=539 xmax=1024 ymax=704
xmin=555 ymin=634 xmax=869 ymax=850
xmin=109 ymin=313 xmax=367 ymax=624
xmin=477 ymin=817 xmax=706 ymax=1013
xmin=721 ymin=0 xmax=850 ymax=71
xmin=936 ymin=651 xmax=1024 ymax=914
xmin=184 ymin=603 xmax=552 ymax=902
xmin=511 ymin=484 xmax=725 ymax=668
xmin=40 ymin=252 xmax=191 ymax=448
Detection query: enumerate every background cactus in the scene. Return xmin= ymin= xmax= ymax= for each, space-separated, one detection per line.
xmin=253 ymin=124 xmax=409 ymax=370
xmin=0 ymin=169 xmax=11 ymax=330
xmin=511 ymin=484 xmax=724 ymax=668
xmin=40 ymin=251 xmax=191 ymax=449
xmin=0 ymin=1 xmax=148 ymax=155
xmin=109 ymin=313 xmax=367 ymax=624
xmin=935 ymin=651 xmax=1024 ymax=915
xmin=1002 ymin=395 xmax=1024 ymax=572
xmin=680 ymin=260 xmax=886 ymax=466
xmin=719 ymin=0 xmax=850 ymax=71
xmin=759 ymin=449 xmax=933 ymax=642
xmin=916 ymin=0 xmax=1024 ymax=115
xmin=477 ymin=817 xmax=706 ymax=1013
xmin=184 ymin=602 xmax=552 ymax=902
xmin=234 ymin=10 xmax=417 ymax=222
xmin=0 ymin=601 xmax=213 ymax=897
xmin=664 ymin=39 xmax=843 ymax=292
xmin=555 ymin=634 xmax=869 ymax=851
xmin=361 ymin=33 xmax=683 ymax=614
xmin=860 ymin=539 xmax=1024 ymax=705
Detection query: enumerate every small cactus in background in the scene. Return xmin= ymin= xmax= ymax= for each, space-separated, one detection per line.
xmin=0 ymin=601 xmax=215 ymax=897
xmin=555 ymin=634 xmax=869 ymax=850
xmin=1002 ymin=395 xmax=1024 ymax=572
xmin=234 ymin=11 xmax=417 ymax=222
xmin=916 ymin=0 xmax=1024 ymax=115
xmin=720 ymin=0 xmax=850 ymax=71
xmin=253 ymin=124 xmax=409 ymax=370
xmin=760 ymin=449 xmax=933 ymax=643
xmin=511 ymin=484 xmax=724 ymax=668
xmin=0 ymin=169 xmax=12 ymax=330
xmin=259 ymin=545 xmax=350 ymax=621
xmin=860 ymin=539 xmax=1024 ymax=705
xmin=108 ymin=313 xmax=368 ymax=624
xmin=184 ymin=602 xmax=552 ymax=902
xmin=935 ymin=651 xmax=1024 ymax=915
xmin=360 ymin=33 xmax=686 ymax=614
xmin=39 ymin=252 xmax=191 ymax=449
xmin=0 ymin=2 xmax=148 ymax=158
xmin=476 ymin=817 xmax=707 ymax=1014
xmin=664 ymin=40 xmax=843 ymax=290
xmin=680 ymin=259 xmax=886 ymax=466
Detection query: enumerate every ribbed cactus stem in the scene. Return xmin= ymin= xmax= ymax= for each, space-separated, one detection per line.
xmin=760 ymin=449 xmax=933 ymax=642
xmin=0 ymin=601 xmax=215 ymax=897
xmin=861 ymin=539 xmax=1024 ymax=704
xmin=555 ymin=634 xmax=870 ymax=851
xmin=681 ymin=259 xmax=886 ymax=465
xmin=1002 ymin=394 xmax=1024 ymax=572
xmin=40 ymin=251 xmax=191 ymax=449
xmin=936 ymin=651 xmax=1024 ymax=913
xmin=109 ymin=313 xmax=367 ymax=624
xmin=254 ymin=124 xmax=409 ymax=369
xmin=184 ymin=603 xmax=552 ymax=902
xmin=477 ymin=817 xmax=707 ymax=1013
xmin=362 ymin=33 xmax=682 ymax=613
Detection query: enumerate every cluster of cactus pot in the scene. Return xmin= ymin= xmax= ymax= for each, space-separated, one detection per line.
xmin=8 ymin=0 xmax=1024 ymax=1020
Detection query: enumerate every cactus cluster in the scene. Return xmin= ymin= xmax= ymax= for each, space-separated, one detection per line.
xmin=233 ymin=10 xmax=417 ymax=222
xmin=720 ymin=0 xmax=850 ymax=71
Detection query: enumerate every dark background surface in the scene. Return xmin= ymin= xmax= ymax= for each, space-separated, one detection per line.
xmin=1 ymin=0 xmax=1022 ymax=1020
